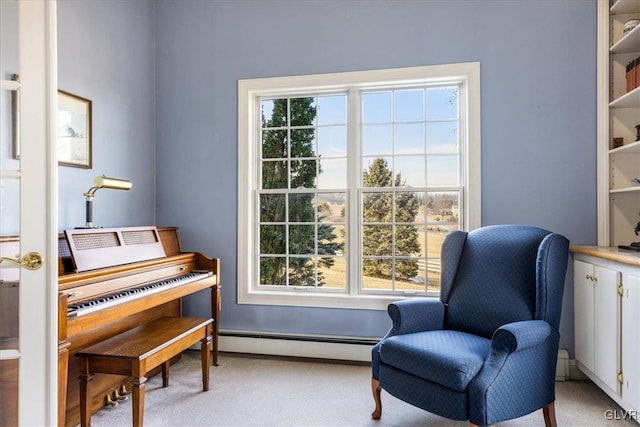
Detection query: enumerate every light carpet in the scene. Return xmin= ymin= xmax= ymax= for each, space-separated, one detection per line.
xmin=87 ymin=351 xmax=637 ymax=427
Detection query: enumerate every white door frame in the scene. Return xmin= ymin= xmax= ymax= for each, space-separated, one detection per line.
xmin=17 ymin=0 xmax=58 ymax=425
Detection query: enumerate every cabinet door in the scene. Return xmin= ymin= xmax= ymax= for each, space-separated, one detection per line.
xmin=574 ymin=260 xmax=595 ymax=371
xmin=622 ymin=274 xmax=640 ymax=411
xmin=594 ymin=265 xmax=621 ymax=395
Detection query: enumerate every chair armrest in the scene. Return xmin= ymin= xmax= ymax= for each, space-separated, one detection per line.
xmin=387 ymin=298 xmax=445 ymax=335
xmin=491 ymin=320 xmax=552 ymax=353
xmin=469 ymin=320 xmax=558 ymax=424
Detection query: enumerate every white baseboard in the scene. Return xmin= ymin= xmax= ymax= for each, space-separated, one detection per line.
xmin=556 ymin=348 xmax=569 ymax=381
xmin=568 ymin=358 xmax=589 ymax=381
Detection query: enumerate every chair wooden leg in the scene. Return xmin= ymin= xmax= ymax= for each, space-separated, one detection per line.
xmin=543 ymin=401 xmax=557 ymax=427
xmin=371 ymin=378 xmax=382 ymax=420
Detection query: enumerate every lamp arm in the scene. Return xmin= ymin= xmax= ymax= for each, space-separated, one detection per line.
xmin=84 ymin=185 xmax=102 ymax=197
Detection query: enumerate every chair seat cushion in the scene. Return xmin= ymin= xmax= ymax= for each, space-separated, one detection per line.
xmin=379 ymin=330 xmax=491 ymax=392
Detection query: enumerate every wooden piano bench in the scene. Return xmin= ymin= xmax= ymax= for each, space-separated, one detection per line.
xmin=75 ymin=316 xmax=213 ymax=427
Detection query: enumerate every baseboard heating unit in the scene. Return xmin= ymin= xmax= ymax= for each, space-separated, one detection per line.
xmin=211 ymin=331 xmax=570 ymax=372
xmin=218 ymin=330 xmax=378 ymax=362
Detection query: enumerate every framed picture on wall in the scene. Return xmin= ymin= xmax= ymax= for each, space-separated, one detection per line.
xmin=57 ymin=90 xmax=92 ymax=168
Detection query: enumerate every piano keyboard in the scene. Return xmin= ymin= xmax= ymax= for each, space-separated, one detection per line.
xmin=67 ymin=271 xmax=211 ymax=317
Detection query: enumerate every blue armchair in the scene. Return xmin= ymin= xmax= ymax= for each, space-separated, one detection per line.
xmin=371 ymin=225 xmax=569 ymax=427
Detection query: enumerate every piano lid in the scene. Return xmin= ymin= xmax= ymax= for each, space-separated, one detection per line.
xmin=64 ymin=226 xmax=166 ymax=272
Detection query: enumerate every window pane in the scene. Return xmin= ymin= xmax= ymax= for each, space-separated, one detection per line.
xmin=290 ymin=128 xmax=316 ymax=158
xmin=362 ymin=225 xmax=392 ymax=256
xmin=290 ymin=159 xmax=316 ymax=188
xmin=262 ymin=160 xmax=288 ymax=189
xmin=362 ymin=124 xmax=392 ymax=156
xmin=260 ymin=194 xmax=286 ymax=222
xmin=319 ymin=224 xmax=345 ymax=255
xmin=317 ymin=125 xmax=346 ymax=157
xmin=262 ymin=130 xmax=288 ymax=159
xmin=290 ymin=97 xmax=316 ymax=127
xmin=426 ymin=122 xmax=458 ymax=154
xmin=363 ymin=92 xmax=392 ymax=123
xmin=318 ymin=158 xmax=347 ymax=189
xmin=318 ymin=95 xmax=346 ymax=126
xmin=427 ymin=156 xmax=458 ymax=187
xmin=289 ymin=224 xmax=315 ymax=254
xmin=260 ymin=256 xmax=286 ymax=285
xmin=318 ymin=256 xmax=346 ymax=289
xmin=394 ymin=190 xmax=422 ymax=223
xmin=288 ymin=257 xmax=316 ymax=286
xmin=361 ymin=262 xmax=393 ymax=290
xmin=362 ymin=193 xmax=392 ymax=223
xmin=427 ymin=192 xmax=460 ymax=224
xmin=262 ymin=99 xmax=287 ymax=128
xmin=395 ymin=123 xmax=424 ymax=155
xmin=395 ymin=226 xmax=422 ymax=257
xmin=288 ymin=193 xmax=315 ymax=223
xmin=261 ymin=99 xmax=287 ymax=127
xmin=394 ymin=156 xmax=425 ymax=188
xmin=316 ymin=193 xmax=346 ymax=223
xmin=362 ymin=157 xmax=393 ymax=188
xmin=260 ymin=225 xmax=285 ymax=254
xmin=426 ymin=87 xmax=458 ymax=120
xmin=395 ymin=259 xmax=421 ymax=281
xmin=395 ymin=89 xmax=424 ymax=122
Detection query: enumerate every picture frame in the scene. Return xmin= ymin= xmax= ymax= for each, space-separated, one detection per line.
xmin=57 ymin=90 xmax=92 ymax=168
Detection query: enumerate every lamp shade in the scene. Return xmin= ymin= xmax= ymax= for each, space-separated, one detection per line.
xmin=93 ymin=175 xmax=132 ymax=191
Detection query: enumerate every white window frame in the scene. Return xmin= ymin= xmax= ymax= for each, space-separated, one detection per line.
xmin=238 ymin=63 xmax=481 ymax=310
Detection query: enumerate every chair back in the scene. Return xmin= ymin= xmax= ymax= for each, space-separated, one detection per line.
xmin=440 ymin=225 xmax=569 ymax=338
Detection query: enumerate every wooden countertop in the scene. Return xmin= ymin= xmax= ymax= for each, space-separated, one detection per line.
xmin=570 ymin=245 xmax=640 ymax=267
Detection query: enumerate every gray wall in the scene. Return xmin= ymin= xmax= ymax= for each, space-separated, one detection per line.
xmin=155 ymin=0 xmax=597 ymax=355
xmin=57 ymin=0 xmax=156 ymax=230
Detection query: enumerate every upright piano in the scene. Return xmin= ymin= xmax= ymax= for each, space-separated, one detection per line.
xmin=57 ymin=226 xmax=220 ymax=427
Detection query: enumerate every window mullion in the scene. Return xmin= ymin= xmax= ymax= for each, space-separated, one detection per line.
xmin=347 ymin=87 xmax=360 ymax=296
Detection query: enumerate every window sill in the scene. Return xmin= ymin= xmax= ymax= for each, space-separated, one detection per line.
xmin=238 ymin=288 xmax=437 ymax=310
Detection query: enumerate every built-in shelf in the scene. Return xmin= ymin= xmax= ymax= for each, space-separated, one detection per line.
xmin=610 ymin=24 xmax=640 ymax=54
xmin=610 ymin=139 xmax=640 ymax=154
xmin=599 ymin=1 xmax=640 ymax=248
xmin=610 ymin=186 xmax=640 ymax=194
xmin=611 ymin=0 xmax=640 ymax=16
xmin=610 ymin=86 xmax=640 ymax=108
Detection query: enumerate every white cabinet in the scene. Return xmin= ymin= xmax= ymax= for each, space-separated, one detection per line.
xmin=574 ymin=259 xmax=621 ymax=395
xmin=573 ymin=249 xmax=640 ymax=414
xmin=622 ymin=273 xmax=640 ymax=412
xmin=598 ymin=0 xmax=640 ymax=246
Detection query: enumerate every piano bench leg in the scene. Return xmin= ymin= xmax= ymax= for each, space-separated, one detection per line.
xmin=132 ymin=376 xmax=147 ymax=427
xmin=162 ymin=360 xmax=170 ymax=388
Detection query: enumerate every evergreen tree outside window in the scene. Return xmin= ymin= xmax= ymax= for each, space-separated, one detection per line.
xmin=238 ymin=63 xmax=480 ymax=310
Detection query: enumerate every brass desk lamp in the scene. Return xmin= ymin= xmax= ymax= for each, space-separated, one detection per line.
xmin=81 ymin=175 xmax=132 ymax=229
